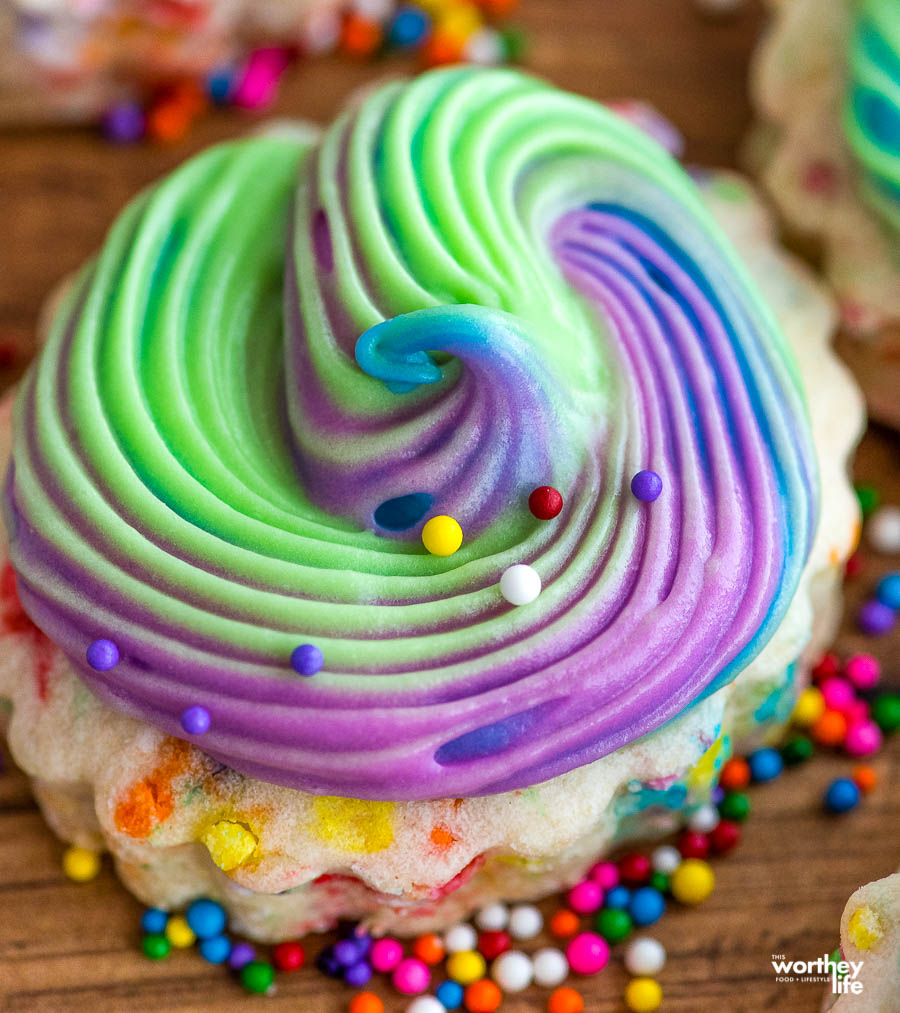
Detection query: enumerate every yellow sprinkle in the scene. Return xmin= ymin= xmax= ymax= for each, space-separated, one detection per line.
xmin=670 ymin=858 xmax=715 ymax=905
xmin=165 ymin=915 xmax=196 ymax=948
xmin=848 ymin=905 xmax=884 ymax=951
xmin=62 ymin=845 xmax=102 ymax=883
xmin=446 ymin=950 xmax=486 ymax=985
xmin=686 ymin=736 xmax=726 ymax=794
xmin=201 ymin=820 xmax=258 ymax=872
xmin=421 ymin=515 xmax=463 ymax=556
xmin=792 ymin=687 xmax=825 ymax=728
xmin=311 ymin=797 xmax=394 ymax=853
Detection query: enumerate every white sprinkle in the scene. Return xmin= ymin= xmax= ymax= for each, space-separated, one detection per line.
xmin=624 ymin=936 xmax=667 ymax=976
xmin=532 ymin=947 xmax=569 ymax=987
xmin=444 ymin=923 xmax=478 ymax=953
xmin=650 ymin=845 xmax=681 ymax=874
xmin=491 ymin=949 xmax=533 ymax=992
xmin=688 ymin=803 xmax=720 ymax=834
xmin=500 ymin=563 xmax=542 ymax=606
xmin=475 ymin=902 xmax=509 ymax=932
xmin=868 ymin=506 xmax=900 ymax=555
xmin=508 ymin=903 xmax=543 ymax=940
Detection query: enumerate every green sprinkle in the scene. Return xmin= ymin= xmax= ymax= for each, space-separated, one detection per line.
xmin=781 ymin=735 xmax=814 ymax=765
xmin=871 ymin=693 xmax=900 ymax=733
xmin=240 ymin=960 xmax=275 ymax=994
xmin=595 ymin=907 xmax=632 ymax=942
xmin=718 ymin=791 xmax=751 ymax=822
xmin=142 ymin=933 xmax=171 ymax=960
xmin=854 ymin=484 xmax=880 ymax=518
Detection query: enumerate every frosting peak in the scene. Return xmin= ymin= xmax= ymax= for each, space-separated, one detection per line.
xmin=5 ymin=69 xmax=817 ymax=800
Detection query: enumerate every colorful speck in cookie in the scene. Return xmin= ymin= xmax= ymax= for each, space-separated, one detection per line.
xmin=0 ymin=68 xmax=864 ymax=940
xmin=750 ymin=0 xmax=900 ymax=332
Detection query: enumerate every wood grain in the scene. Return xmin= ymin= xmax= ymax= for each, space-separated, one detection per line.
xmin=0 ymin=1 xmax=898 ymax=1011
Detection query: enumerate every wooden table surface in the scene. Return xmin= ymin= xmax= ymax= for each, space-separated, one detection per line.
xmin=1 ymin=1 xmax=898 ymax=1011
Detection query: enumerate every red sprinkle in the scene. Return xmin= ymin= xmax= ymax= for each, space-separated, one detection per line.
xmin=709 ymin=820 xmax=741 ymax=854
xmin=677 ymin=830 xmax=710 ymax=860
xmin=528 ymin=486 xmax=564 ymax=520
xmin=618 ymin=853 xmax=651 ymax=884
xmin=477 ymin=930 xmax=512 ymax=960
xmin=272 ymin=941 xmax=305 ymax=972
xmin=812 ymin=652 xmax=841 ymax=682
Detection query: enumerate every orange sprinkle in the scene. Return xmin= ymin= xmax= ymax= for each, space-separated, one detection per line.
xmin=431 ymin=825 xmax=457 ymax=848
xmin=852 ymin=765 xmax=878 ymax=794
xmin=146 ymin=100 xmax=193 ymax=144
xmin=549 ymin=908 xmax=580 ymax=938
xmin=341 ymin=14 xmax=382 ymax=56
xmin=412 ymin=932 xmax=445 ymax=965
xmin=811 ymin=709 xmax=848 ymax=747
xmin=348 ymin=994 xmax=383 ymax=1013
xmin=548 ymin=986 xmax=584 ymax=1013
xmin=719 ymin=757 xmax=751 ymax=791
xmin=114 ymin=739 xmax=189 ymax=838
xmin=464 ymin=978 xmax=502 ymax=1012
xmin=420 ymin=28 xmax=465 ymax=67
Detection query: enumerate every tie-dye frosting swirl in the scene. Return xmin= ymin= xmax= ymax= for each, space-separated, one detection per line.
xmin=5 ymin=69 xmax=818 ymax=801
xmin=845 ymin=0 xmax=900 ymax=232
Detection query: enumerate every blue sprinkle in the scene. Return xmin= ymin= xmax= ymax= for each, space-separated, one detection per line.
xmin=748 ymin=747 xmax=783 ymax=784
xmin=605 ymin=885 xmax=631 ymax=909
xmin=141 ymin=908 xmax=168 ymax=935
xmin=389 ymin=5 xmax=430 ymax=47
xmin=185 ymin=898 xmax=226 ymax=940
xmin=628 ymin=886 xmax=666 ymax=926
xmin=436 ymin=979 xmax=465 ymax=1009
xmin=374 ymin=492 xmax=434 ymax=531
xmin=198 ymin=934 xmax=232 ymax=964
xmin=824 ymin=778 xmax=860 ymax=814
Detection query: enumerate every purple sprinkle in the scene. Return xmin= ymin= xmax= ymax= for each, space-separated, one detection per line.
xmin=858 ymin=600 xmax=897 ymax=637
xmin=86 ymin=638 xmax=119 ymax=671
xmin=181 ymin=705 xmax=211 ymax=735
xmin=291 ymin=643 xmax=323 ymax=677
xmin=101 ymin=102 xmax=146 ymax=143
xmin=343 ymin=960 xmax=373 ymax=987
xmin=631 ymin=469 xmax=663 ymax=502
xmin=333 ymin=938 xmax=361 ymax=967
xmin=316 ymin=947 xmax=342 ymax=977
xmin=711 ymin=785 xmax=725 ymax=804
xmin=228 ymin=942 xmax=256 ymax=970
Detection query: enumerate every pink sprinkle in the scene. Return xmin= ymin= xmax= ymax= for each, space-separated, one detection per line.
xmin=392 ymin=957 xmax=431 ymax=995
xmin=566 ymin=932 xmax=610 ymax=976
xmin=232 ymin=48 xmax=289 ymax=110
xmin=588 ymin=861 xmax=619 ymax=890
xmin=820 ymin=677 xmax=856 ymax=714
xmin=844 ymin=654 xmax=881 ymax=691
xmin=844 ymin=720 xmax=883 ymax=757
xmin=370 ymin=937 xmax=403 ymax=973
xmin=567 ymin=880 xmax=603 ymax=915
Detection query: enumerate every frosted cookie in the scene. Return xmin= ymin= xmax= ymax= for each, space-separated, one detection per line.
xmin=0 ymin=68 xmax=863 ymax=940
xmin=822 ymin=870 xmax=900 ymax=1011
xmin=749 ymin=0 xmax=900 ymax=333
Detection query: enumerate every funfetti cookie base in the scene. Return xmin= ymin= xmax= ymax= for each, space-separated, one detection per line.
xmin=0 ymin=163 xmax=863 ymax=941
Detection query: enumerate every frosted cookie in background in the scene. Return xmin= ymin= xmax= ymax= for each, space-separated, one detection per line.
xmin=822 ymin=870 xmax=900 ymax=1012
xmin=748 ymin=0 xmax=900 ymax=336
